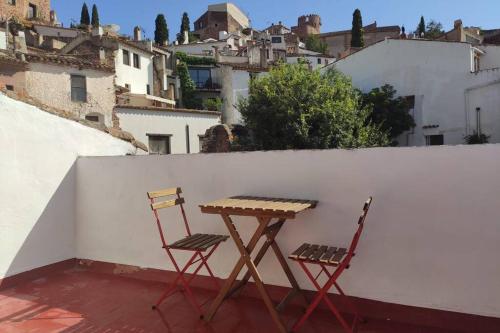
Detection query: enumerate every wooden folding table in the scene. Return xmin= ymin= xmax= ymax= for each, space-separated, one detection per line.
xmin=200 ymin=196 xmax=317 ymax=333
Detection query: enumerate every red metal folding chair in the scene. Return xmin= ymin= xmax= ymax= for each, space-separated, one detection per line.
xmin=289 ymin=197 xmax=373 ymax=333
xmin=147 ymin=187 xmax=229 ymax=314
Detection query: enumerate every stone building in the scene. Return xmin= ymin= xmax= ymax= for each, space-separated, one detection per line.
xmin=0 ymin=0 xmax=52 ymax=23
xmin=193 ymin=3 xmax=249 ymax=41
xmin=319 ymin=22 xmax=400 ymax=58
xmin=0 ymin=51 xmax=117 ymax=127
xmin=438 ymin=19 xmax=483 ymax=45
xmin=291 ymin=14 xmax=321 ymax=40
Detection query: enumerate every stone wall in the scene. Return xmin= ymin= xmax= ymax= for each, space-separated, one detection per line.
xmin=0 ymin=0 xmax=51 ymax=23
xmin=320 ymin=27 xmax=400 ymax=58
xmin=25 ymin=62 xmax=116 ymax=127
xmin=194 ymin=11 xmax=244 ymax=41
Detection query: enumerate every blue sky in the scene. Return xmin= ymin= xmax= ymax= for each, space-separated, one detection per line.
xmin=52 ymin=0 xmax=499 ymax=39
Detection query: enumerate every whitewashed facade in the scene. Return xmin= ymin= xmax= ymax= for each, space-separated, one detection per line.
xmin=115 ymin=106 xmax=220 ymax=154
xmin=115 ymin=41 xmax=154 ymax=95
xmin=329 ymin=39 xmax=500 ymax=146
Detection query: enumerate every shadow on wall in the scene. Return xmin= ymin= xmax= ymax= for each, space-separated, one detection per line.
xmin=0 ymin=162 xmax=76 ymax=287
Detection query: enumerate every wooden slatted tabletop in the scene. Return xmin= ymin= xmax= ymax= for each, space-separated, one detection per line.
xmin=200 ymin=196 xmax=318 ymax=219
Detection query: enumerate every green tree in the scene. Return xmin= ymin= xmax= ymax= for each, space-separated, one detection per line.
xmin=177 ymin=12 xmax=190 ymax=44
xmin=238 ymin=63 xmax=388 ymax=150
xmin=351 ymin=9 xmax=364 ymax=48
xmin=425 ymin=20 xmax=444 ymax=39
xmin=417 ymin=16 xmax=426 ymax=37
xmin=80 ymin=2 xmax=90 ymax=26
xmin=464 ymin=131 xmax=490 ymax=144
xmin=154 ymin=14 xmax=169 ymax=46
xmin=305 ymin=35 xmax=328 ymax=54
xmin=362 ymin=85 xmax=415 ymax=146
xmin=91 ymin=4 xmax=99 ymax=28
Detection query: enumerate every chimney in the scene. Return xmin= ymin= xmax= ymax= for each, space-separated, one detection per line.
xmin=133 ymin=26 xmax=142 ymax=41
xmin=260 ymin=42 xmax=268 ymax=68
xmin=213 ymin=46 xmax=220 ymax=62
xmin=183 ymin=30 xmax=189 ymax=44
xmin=454 ymin=19 xmax=463 ymax=29
xmin=99 ymin=47 xmax=106 ymax=63
xmin=50 ymin=10 xmax=57 ymax=25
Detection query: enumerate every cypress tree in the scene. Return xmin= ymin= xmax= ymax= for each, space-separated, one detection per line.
xmin=418 ymin=16 xmax=426 ymax=37
xmin=154 ymin=14 xmax=169 ymax=46
xmin=351 ymin=9 xmax=364 ymax=48
xmin=80 ymin=2 xmax=90 ymax=26
xmin=177 ymin=12 xmax=190 ymax=44
xmin=91 ymin=4 xmax=100 ymax=28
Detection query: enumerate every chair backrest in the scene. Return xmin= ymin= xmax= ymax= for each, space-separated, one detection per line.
xmin=346 ymin=197 xmax=373 ymax=264
xmin=147 ymin=187 xmax=191 ymax=247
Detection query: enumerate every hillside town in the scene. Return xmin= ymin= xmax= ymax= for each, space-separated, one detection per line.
xmin=1 ymin=1 xmax=500 ymax=153
xmin=3 ymin=2 xmax=500 ymax=333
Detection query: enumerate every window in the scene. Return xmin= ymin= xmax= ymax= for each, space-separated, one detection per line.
xmin=71 ymin=75 xmax=87 ymax=102
xmin=146 ymin=84 xmax=150 ymax=95
xmin=133 ymin=53 xmax=140 ymax=69
xmin=426 ymin=135 xmax=444 ymax=146
xmin=122 ymin=50 xmax=130 ymax=66
xmin=85 ymin=115 xmax=99 ymax=122
xmin=271 ymin=36 xmax=282 ymax=44
xmin=188 ymin=67 xmax=212 ymax=89
xmin=185 ymin=125 xmax=190 ymax=154
xmin=148 ymin=134 xmax=171 ymax=155
xmin=199 ymin=135 xmax=206 ymax=152
xmin=124 ymin=83 xmax=131 ymax=90
xmin=317 ymin=58 xmax=322 ymax=65
xmin=27 ymin=3 xmax=37 ymax=19
xmin=5 ymin=85 xmax=14 ymax=91
xmin=405 ymin=96 xmax=416 ymax=109
xmin=7 ymin=0 xmax=16 ymax=5
xmin=266 ymin=49 xmax=270 ymax=59
xmin=473 ymin=54 xmax=480 ymax=72
xmin=85 ymin=113 xmax=103 ymax=123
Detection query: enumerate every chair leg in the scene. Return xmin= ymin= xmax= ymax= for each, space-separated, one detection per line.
xmin=155 ymin=245 xmax=222 ymax=313
xmin=321 ymin=265 xmax=365 ymax=324
xmin=156 ymin=250 xmax=200 ymax=311
xmin=333 ymin=281 xmax=365 ymax=324
xmin=198 ymin=245 xmax=222 ymax=290
xmin=292 ymin=262 xmax=353 ymax=333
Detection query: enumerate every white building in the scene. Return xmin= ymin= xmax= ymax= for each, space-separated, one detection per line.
xmin=328 ymin=39 xmax=500 ymax=146
xmin=115 ymin=105 xmax=221 ymax=154
xmin=287 ymin=48 xmax=336 ymax=70
xmin=115 ymin=40 xmax=154 ymax=96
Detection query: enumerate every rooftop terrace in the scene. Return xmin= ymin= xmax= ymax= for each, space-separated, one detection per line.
xmin=2 ymin=100 xmax=500 ymax=332
xmin=0 ymin=262 xmax=491 ymax=332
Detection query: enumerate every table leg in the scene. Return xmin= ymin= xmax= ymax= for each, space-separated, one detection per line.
xmin=221 ymin=215 xmax=288 ymax=333
xmin=203 ymin=214 xmax=270 ymax=322
xmin=226 ymin=218 xmax=285 ymax=298
xmin=271 ymin=240 xmax=308 ymax=311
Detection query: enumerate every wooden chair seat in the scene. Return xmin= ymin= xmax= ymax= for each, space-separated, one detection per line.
xmin=168 ymin=233 xmax=230 ymax=252
xmin=289 ymin=243 xmax=348 ymax=266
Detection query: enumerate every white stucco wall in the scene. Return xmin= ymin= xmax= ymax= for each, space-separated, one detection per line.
xmin=330 ymin=39 xmax=500 ymax=146
xmin=76 ymin=145 xmax=500 ymax=318
xmin=480 ymin=45 xmax=500 ymax=70
xmin=116 ymin=107 xmax=220 ymax=154
xmin=115 ymin=44 xmax=153 ymax=95
xmin=287 ymin=56 xmax=334 ymax=69
xmin=0 ymin=30 xmax=6 ymax=50
xmin=220 ymin=67 xmax=266 ymax=125
xmin=168 ymin=41 xmax=230 ymax=56
xmin=25 ymin=62 xmax=116 ymax=127
xmin=0 ymin=93 xmax=136 ymax=279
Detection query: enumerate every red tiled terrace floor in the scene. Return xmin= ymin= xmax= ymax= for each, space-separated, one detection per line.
xmin=0 ymin=267 xmax=467 ymax=333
